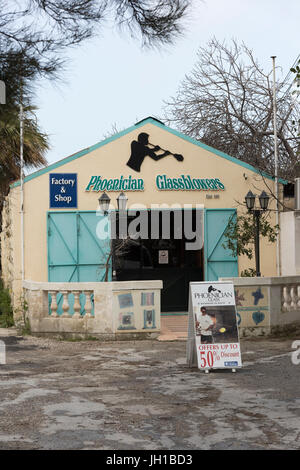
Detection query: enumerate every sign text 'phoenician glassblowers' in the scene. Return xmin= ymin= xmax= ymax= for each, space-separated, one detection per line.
xmin=85 ymin=174 xmax=226 ymax=192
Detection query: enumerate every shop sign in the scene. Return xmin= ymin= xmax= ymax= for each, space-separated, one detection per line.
xmin=85 ymin=175 xmax=144 ymax=192
xmin=85 ymin=174 xmax=225 ymax=192
xmin=187 ymin=281 xmax=242 ymax=371
xmin=49 ymin=173 xmax=77 ymax=208
xmin=156 ymin=174 xmax=225 ymax=191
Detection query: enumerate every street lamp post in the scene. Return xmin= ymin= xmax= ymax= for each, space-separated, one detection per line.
xmin=115 ymin=192 xmax=128 ymax=279
xmin=99 ymin=192 xmax=128 ymax=281
xmin=245 ymin=190 xmax=270 ymax=277
xmin=117 ymin=192 xmax=128 ymax=241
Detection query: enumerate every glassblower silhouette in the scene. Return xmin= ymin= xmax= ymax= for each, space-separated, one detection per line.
xmin=126 ymin=132 xmax=184 ymax=172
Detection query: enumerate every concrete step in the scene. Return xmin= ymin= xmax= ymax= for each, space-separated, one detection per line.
xmin=0 ymin=327 xmax=18 ymax=337
xmin=160 ymin=315 xmax=188 ymax=336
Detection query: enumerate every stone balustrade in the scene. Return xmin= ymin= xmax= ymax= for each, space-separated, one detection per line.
xmin=48 ymin=289 xmax=94 ymax=318
xmin=281 ymin=284 xmax=300 ymax=312
xmin=22 ymin=277 xmax=300 ymax=339
xmin=221 ymin=275 xmax=300 ymax=336
xmin=23 ymin=280 xmax=163 ymax=340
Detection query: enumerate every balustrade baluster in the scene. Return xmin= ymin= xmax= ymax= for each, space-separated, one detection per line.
xmin=49 ymin=291 xmax=59 ymax=317
xmin=282 ymin=286 xmax=291 ymax=312
xmin=61 ymin=291 xmax=70 ymax=317
xmin=73 ymin=291 xmax=81 ymax=318
xmin=290 ymin=286 xmax=297 ymax=310
xmin=84 ymin=291 xmax=93 ymax=318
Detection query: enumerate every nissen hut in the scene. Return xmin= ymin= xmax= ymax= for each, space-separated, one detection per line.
xmin=0 ymin=117 xmax=282 ymax=338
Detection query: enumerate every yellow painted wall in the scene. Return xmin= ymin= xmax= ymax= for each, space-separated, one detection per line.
xmin=4 ymin=121 xmax=279 ymax=293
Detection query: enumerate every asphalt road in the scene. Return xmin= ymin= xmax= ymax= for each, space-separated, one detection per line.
xmin=0 ymin=329 xmax=299 ymax=450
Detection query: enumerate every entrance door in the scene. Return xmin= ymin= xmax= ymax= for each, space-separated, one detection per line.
xmin=47 ymin=211 xmax=111 ymax=282
xmin=204 ymin=209 xmax=238 ymax=280
xmin=116 ymin=209 xmax=204 ymax=311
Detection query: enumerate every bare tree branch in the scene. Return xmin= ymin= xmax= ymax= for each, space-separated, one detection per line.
xmin=164 ymin=38 xmax=300 ymax=181
xmin=0 ymin=0 xmax=190 ymax=79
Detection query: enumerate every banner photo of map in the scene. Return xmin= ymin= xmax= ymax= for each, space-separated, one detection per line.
xmin=191 ymin=282 xmax=242 ymax=370
xmin=234 ymin=286 xmax=269 ymax=327
xmin=118 ymin=293 xmax=134 ymax=309
xmin=141 ymin=292 xmax=155 ymax=306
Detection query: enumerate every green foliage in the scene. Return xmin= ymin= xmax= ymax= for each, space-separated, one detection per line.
xmin=0 ymin=56 xmax=49 ymax=212
xmin=222 ymin=212 xmax=279 ymax=261
xmin=241 ymin=268 xmax=257 ymax=277
xmin=0 ymin=1 xmax=189 ymax=81
xmin=0 ymin=279 xmax=14 ymax=327
xmin=290 ymin=60 xmax=300 ymax=82
xmin=19 ymin=318 xmax=31 ymax=336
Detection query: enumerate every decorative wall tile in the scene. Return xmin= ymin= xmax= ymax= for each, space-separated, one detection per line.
xmin=143 ymin=309 xmax=156 ymax=329
xmin=117 ymin=311 xmax=136 ymax=330
xmin=141 ymin=292 xmax=155 ymax=306
xmin=118 ymin=293 xmax=133 ymax=309
xmin=235 ymin=286 xmax=269 ymax=328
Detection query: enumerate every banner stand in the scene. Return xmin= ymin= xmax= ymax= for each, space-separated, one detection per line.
xmin=186 ymin=281 xmax=242 ymax=373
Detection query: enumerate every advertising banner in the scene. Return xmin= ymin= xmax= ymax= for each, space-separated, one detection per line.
xmin=188 ymin=282 xmax=242 ymax=371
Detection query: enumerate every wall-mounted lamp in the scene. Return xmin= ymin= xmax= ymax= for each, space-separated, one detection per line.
xmin=245 ymin=190 xmax=255 ymax=210
xmin=98 ymin=192 xmax=111 ymax=215
xmin=258 ymin=190 xmax=270 ymax=211
xmin=117 ymin=192 xmax=128 ymax=212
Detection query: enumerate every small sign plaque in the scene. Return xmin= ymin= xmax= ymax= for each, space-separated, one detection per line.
xmin=49 ymin=173 xmax=77 ymax=208
xmin=158 ymin=250 xmax=169 ymax=264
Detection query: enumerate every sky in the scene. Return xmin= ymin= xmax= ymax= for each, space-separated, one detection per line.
xmin=35 ymin=0 xmax=300 ymax=167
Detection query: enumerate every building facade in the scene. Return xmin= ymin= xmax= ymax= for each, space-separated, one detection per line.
xmin=1 ymin=117 xmax=280 ymax=314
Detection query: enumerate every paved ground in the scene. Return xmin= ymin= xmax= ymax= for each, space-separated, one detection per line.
xmin=0 ymin=328 xmax=299 ymax=450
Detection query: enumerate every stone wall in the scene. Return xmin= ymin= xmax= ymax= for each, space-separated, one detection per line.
xmin=23 ymin=280 xmax=162 ymax=340
xmin=221 ymin=276 xmax=300 ymax=336
xmin=280 ymin=211 xmax=300 ymax=276
xmin=0 ymin=189 xmax=24 ymax=321
xmin=0 ymin=195 xmax=13 ymax=289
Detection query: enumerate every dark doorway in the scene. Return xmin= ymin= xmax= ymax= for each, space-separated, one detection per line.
xmin=115 ymin=209 xmax=203 ymax=311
